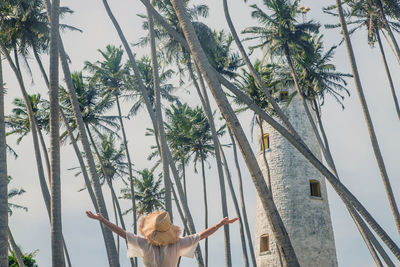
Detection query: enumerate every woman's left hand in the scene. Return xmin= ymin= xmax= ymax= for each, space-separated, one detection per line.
xmin=218 ymin=217 xmax=239 ymax=227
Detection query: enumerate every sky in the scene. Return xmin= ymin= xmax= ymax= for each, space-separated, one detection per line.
xmin=3 ymin=0 xmax=400 ymax=266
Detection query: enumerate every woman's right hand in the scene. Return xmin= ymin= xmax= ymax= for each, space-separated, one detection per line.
xmin=86 ymin=211 xmax=105 ymax=222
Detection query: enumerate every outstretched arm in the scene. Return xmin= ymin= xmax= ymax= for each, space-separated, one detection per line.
xmin=86 ymin=211 xmax=127 ymax=239
xmin=200 ymin=217 xmax=238 ymax=240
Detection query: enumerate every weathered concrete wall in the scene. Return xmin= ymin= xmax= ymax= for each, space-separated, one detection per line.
xmin=255 ymin=93 xmax=337 ymax=267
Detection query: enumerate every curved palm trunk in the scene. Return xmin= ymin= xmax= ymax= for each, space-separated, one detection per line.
xmin=100 ymin=1 xmax=204 ymax=265
xmin=219 ymin=145 xmax=250 ymax=267
xmin=0 ymin=55 xmax=8 ymax=267
xmin=227 ymin=129 xmax=256 ymax=267
xmin=36 ymin=123 xmax=51 ymax=181
xmin=335 ymin=0 xmax=400 ymax=237
xmin=42 ymin=3 xmax=120 ymax=266
xmin=188 ymin=60 xmax=231 ymax=266
xmin=8 ymin=227 xmax=24 ymax=267
xmin=147 ymin=9 xmax=172 ymax=220
xmin=376 ymin=30 xmax=400 ymax=120
xmin=169 ymin=1 xmax=299 ymax=265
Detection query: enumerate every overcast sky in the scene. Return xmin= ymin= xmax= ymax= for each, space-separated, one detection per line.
xmin=3 ymin=0 xmax=400 ymax=266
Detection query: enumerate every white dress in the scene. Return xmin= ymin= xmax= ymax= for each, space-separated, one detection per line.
xmin=126 ymin=232 xmax=201 ymax=267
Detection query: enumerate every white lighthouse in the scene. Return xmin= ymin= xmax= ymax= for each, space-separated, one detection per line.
xmin=254 ymin=90 xmax=338 ymax=266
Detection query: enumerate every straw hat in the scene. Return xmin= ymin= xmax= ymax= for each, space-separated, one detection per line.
xmin=139 ymin=211 xmax=181 ymax=246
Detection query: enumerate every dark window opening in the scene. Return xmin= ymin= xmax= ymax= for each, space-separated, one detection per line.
xmin=310 ymin=179 xmax=321 ymax=197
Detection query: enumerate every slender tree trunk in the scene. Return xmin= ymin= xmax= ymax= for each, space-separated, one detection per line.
xmin=36 ymin=122 xmax=51 ymax=181
xmin=169 ymin=1 xmax=299 ymax=265
xmin=146 ymin=9 xmax=172 ymax=220
xmin=8 ymin=227 xmax=24 ymax=267
xmin=335 ymin=0 xmax=400 ymax=237
xmin=228 ymin=129 xmax=256 ymax=267
xmin=376 ymin=30 xmax=400 ymax=120
xmin=48 ymin=0 xmax=64 ymax=264
xmin=115 ymin=96 xmax=137 ymax=239
xmin=219 ymin=145 xmax=250 ymax=267
xmin=200 ymin=157 xmax=209 ymax=267
xmin=42 ymin=2 xmax=120 ymax=265
xmin=0 ymin=54 xmax=8 ymax=267
xmin=189 ymin=59 xmax=231 ymax=266
xmin=100 ymin=1 xmax=204 ymax=265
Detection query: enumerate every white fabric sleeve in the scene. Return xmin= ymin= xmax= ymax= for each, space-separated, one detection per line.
xmin=177 ymin=233 xmax=201 ymax=258
xmin=126 ymin=232 xmax=144 ymax=258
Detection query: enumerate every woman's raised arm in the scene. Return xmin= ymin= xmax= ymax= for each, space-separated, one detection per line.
xmin=199 ymin=217 xmax=238 ymax=240
xmin=86 ymin=211 xmax=127 ymax=239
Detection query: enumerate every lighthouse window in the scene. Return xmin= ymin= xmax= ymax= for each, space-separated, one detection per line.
xmin=310 ymin=179 xmax=321 ymax=197
xmin=280 ymin=91 xmax=289 ymax=101
xmin=262 ymin=133 xmax=270 ymax=150
xmin=260 ymin=234 xmax=270 ymax=253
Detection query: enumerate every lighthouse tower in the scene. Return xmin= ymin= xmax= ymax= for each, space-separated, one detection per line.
xmin=254 ymin=90 xmax=338 ymax=266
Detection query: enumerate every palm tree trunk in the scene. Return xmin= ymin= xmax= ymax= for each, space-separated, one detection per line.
xmin=100 ymin=1 xmax=204 ymax=265
xmin=8 ymin=227 xmax=24 ymax=267
xmin=0 ymin=54 xmax=8 ymax=267
xmin=169 ymin=1 xmax=299 ymax=265
xmin=48 ymin=0 xmax=64 ymax=264
xmin=115 ymin=96 xmax=137 ymax=238
xmin=146 ymin=9 xmax=172 ymax=220
xmin=32 ymin=44 xmax=49 ymax=88
xmin=335 ymin=0 xmax=400 ymax=237
xmin=200 ymin=157 xmax=209 ymax=267
xmin=182 ymin=158 xmax=187 ymax=201
xmin=219 ymin=145 xmax=250 ymax=267
xmin=376 ymin=30 xmax=400 ymax=120
xmin=35 ymin=121 xmax=51 ymax=181
xmin=42 ymin=3 xmax=120 ymax=266
xmin=227 ymin=129 xmax=256 ymax=267
xmin=188 ymin=59 xmax=232 ymax=266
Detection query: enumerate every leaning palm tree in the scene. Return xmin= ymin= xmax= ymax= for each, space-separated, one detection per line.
xmin=121 ymin=168 xmax=165 ymax=218
xmin=331 ymin=0 xmax=400 ymax=236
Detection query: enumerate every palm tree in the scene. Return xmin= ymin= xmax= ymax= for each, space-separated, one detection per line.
xmin=331 ymin=0 xmax=400 ymax=237
xmin=84 ymin=45 xmax=139 ymax=238
xmin=325 ymin=0 xmax=400 ymax=119
xmin=121 ymin=168 xmax=165 ymax=217
xmin=7 ymin=176 xmax=27 ymax=267
xmin=6 ymin=95 xmax=51 ymax=179
xmin=0 ymin=53 xmax=8 ymax=267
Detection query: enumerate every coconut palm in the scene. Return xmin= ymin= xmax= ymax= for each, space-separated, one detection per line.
xmin=84 ymin=44 xmax=139 ymax=240
xmin=330 ymin=0 xmax=400 ymax=237
xmin=121 ymin=168 xmax=165 ymax=217
xmin=325 ymin=0 xmax=400 ymax=118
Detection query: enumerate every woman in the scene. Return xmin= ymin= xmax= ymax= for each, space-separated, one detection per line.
xmin=86 ymin=210 xmax=238 ymax=267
